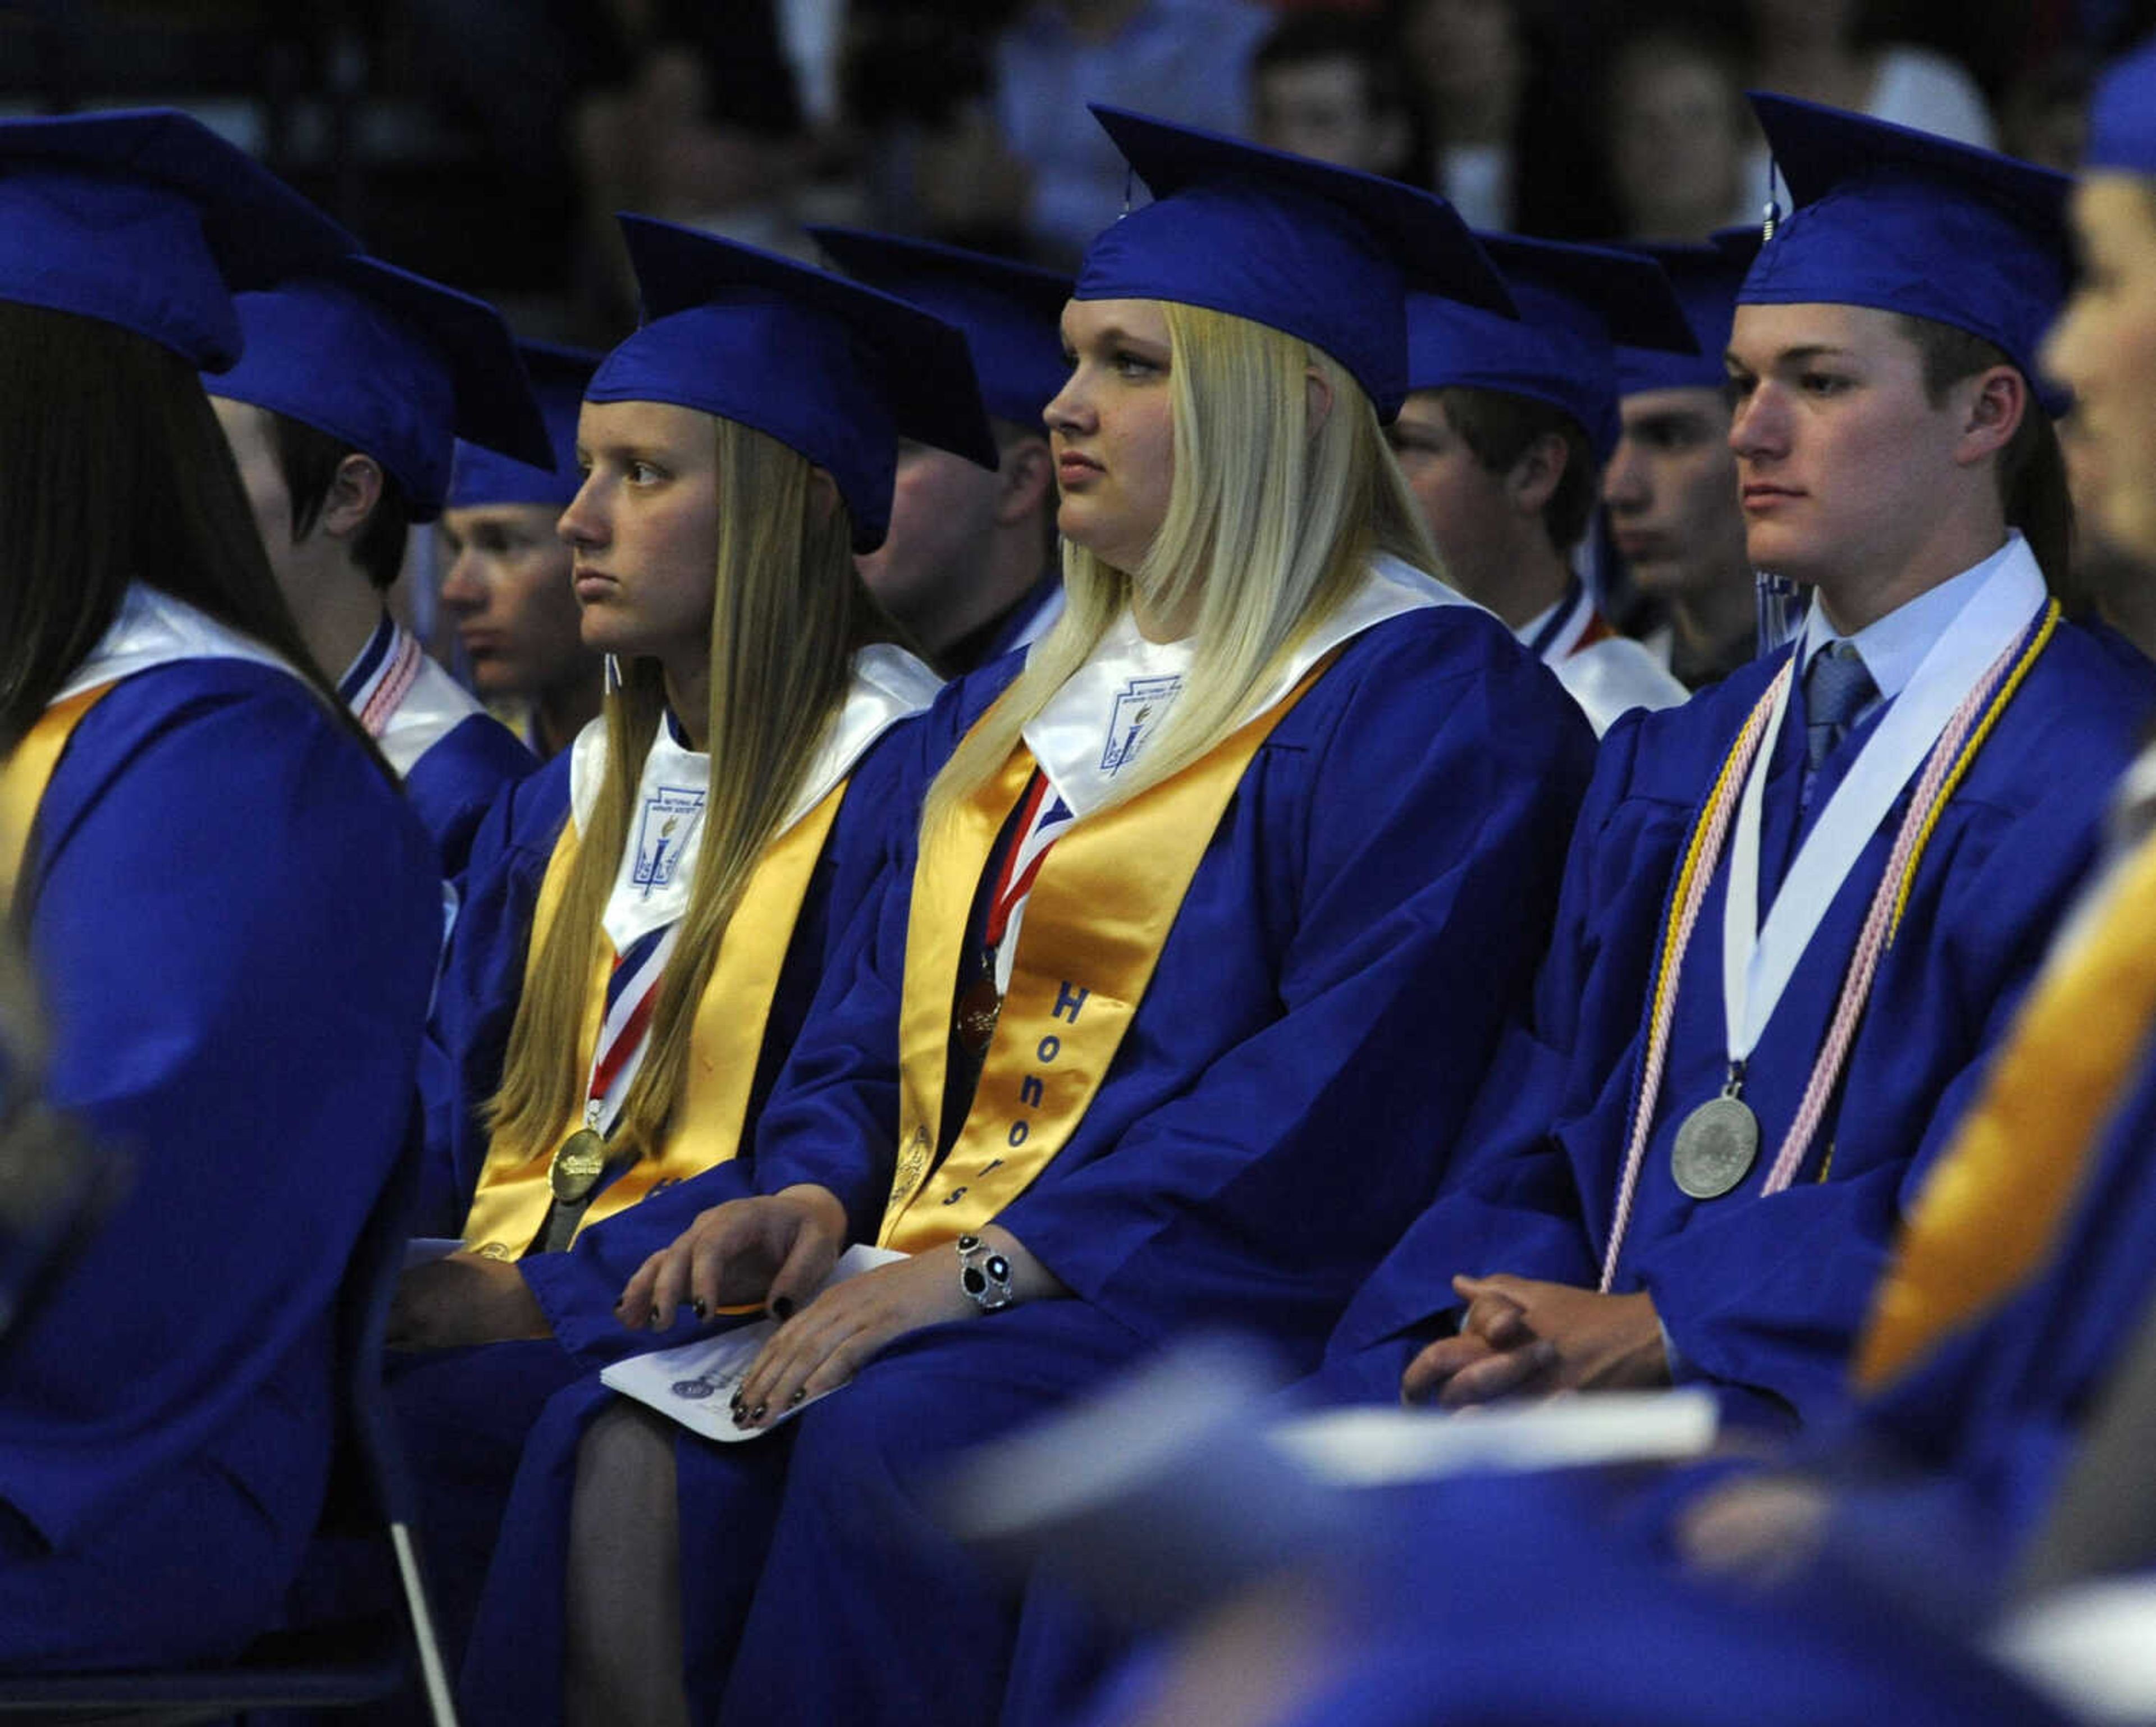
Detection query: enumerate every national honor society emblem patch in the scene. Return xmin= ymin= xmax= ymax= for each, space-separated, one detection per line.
xmin=633 ymin=784 xmax=706 ymax=896
xmin=1101 ymin=674 xmax=1182 ymax=775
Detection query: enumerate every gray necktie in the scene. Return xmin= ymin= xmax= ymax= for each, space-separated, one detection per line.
xmin=1805 ymin=642 xmax=1878 ymax=774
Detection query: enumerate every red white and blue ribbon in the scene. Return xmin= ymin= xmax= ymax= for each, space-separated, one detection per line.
xmin=988 ymin=773 xmax=1078 ymax=994
xmin=338 ymin=613 xmax=425 ymax=740
xmin=580 ymin=920 xmax=680 ymax=1133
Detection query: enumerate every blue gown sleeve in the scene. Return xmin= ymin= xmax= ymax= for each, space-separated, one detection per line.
xmin=403 ymin=711 xmax=538 ymax=878
xmin=1310 ymin=708 xmax=1669 ymax=1400
xmin=0 ymin=664 xmax=438 ymax=1551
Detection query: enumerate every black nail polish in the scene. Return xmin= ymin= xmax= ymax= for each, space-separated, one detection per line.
xmin=692 ymin=1299 xmax=708 ymax=1319
xmin=788 ymin=1388 xmax=805 ymax=1406
xmin=650 ymin=1306 xmax=663 ymax=1327
xmin=613 ymin=1296 xmax=625 ymax=1310
xmin=729 ymin=1394 xmax=743 ymax=1414
xmin=771 ymin=1295 xmax=794 ymax=1321
xmin=751 ymin=1401 xmax=768 ymax=1422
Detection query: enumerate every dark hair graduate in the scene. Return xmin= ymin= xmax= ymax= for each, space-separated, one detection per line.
xmin=0 ymin=303 xmax=386 ymax=766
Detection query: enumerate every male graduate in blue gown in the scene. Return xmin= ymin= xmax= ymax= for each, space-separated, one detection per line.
xmin=1602 ymin=230 xmax=1765 ymax=693
xmin=205 ymin=255 xmax=550 ymax=872
xmin=438 ymin=341 xmax=607 ymax=764
xmin=809 ymin=228 xmax=1071 ymax=678
xmin=1315 ymin=97 xmax=2156 ymax=1433
xmin=1386 ymin=232 xmax=1692 ymax=734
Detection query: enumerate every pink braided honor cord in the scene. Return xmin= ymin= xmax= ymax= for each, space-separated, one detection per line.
xmin=1598 ymin=664 xmax=1788 ymax=1293
xmin=1755 ymin=628 xmax=2021 ymax=1194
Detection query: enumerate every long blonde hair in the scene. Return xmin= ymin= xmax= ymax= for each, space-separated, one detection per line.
xmin=487 ymin=414 xmax=887 ymax=1168
xmin=922 ymin=300 xmax=1440 ymax=830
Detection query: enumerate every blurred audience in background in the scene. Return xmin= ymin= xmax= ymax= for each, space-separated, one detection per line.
xmin=1600 ymin=11 xmax=1755 ymax=241
xmin=1249 ymin=11 xmax=1411 ymax=176
xmin=14 ymin=0 xmax=2156 ymax=710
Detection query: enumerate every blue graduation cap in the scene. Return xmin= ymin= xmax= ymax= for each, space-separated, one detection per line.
xmin=588 ymin=214 xmax=998 ymax=553
xmin=806 ymin=226 xmax=1071 ymax=431
xmin=1075 ymin=104 xmax=1515 ymax=423
xmin=1405 ymin=233 xmax=1698 ymax=463
xmin=2086 ymin=34 xmax=2156 ymax=175
xmin=446 ymin=340 xmax=600 ymax=512
xmin=1739 ymin=93 xmax=2072 ymax=413
xmin=0 ymin=107 xmax=355 ymax=368
xmin=1615 ymin=227 xmax=1762 ymax=399
xmin=206 ymin=254 xmax=554 ymax=522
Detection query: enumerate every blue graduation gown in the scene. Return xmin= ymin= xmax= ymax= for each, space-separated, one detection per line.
xmin=1250 ymin=1472 xmax=2071 ymax=1727
xmin=395 ymin=713 xmax=929 ymax=1669
xmin=0 ymin=659 xmax=438 ymax=1669
xmin=1318 ymin=621 xmax=2156 ymax=1424
xmin=458 ymin=604 xmax=1597 ymax=1726
xmin=403 ymin=709 xmax=538 ymax=878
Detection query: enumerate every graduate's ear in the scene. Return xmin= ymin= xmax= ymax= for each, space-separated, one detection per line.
xmin=997 ymin=434 xmax=1053 ymax=528
xmin=807 ymin=464 xmax=841 ymax=523
xmin=1953 ymin=364 xmax=2026 ymax=468
xmin=317 ymin=451 xmax=385 ymax=543
xmin=1304 ymin=365 xmax=1333 ymax=439
xmin=1505 ymin=431 xmax=1569 ymax=519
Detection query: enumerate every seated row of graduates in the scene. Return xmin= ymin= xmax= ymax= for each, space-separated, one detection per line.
xmin=1 ymin=73 xmax=2150 ymax=1726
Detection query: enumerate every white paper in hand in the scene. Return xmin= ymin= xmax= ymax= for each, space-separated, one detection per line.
xmin=599 ymin=1244 xmax=907 ymax=1442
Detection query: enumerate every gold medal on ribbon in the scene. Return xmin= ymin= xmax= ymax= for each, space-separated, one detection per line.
xmin=549 ymin=1127 xmax=608 ymax=1203
xmin=953 ymin=976 xmax=1002 ymax=1054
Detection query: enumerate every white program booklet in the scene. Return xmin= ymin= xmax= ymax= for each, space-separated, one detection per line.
xmin=600 ymin=1244 xmax=908 ymax=1442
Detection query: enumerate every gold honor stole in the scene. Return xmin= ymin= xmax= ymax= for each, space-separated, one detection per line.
xmin=2 ymin=686 xmax=115 ymax=913
xmin=460 ymin=779 xmax=849 ymax=1256
xmin=1855 ymin=818 xmax=2156 ymax=1390
xmin=880 ymin=655 xmax=1336 ymax=1253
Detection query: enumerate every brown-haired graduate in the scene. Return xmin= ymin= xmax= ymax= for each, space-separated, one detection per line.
xmin=1312 ymin=98 xmax=2156 ymax=1433
xmin=455 ymin=109 xmax=1595 ymax=1727
xmin=380 ymin=218 xmax=993 ymax=1670
xmin=0 ymin=111 xmax=440 ymax=1667
xmin=1385 ymin=230 xmax=1693 ymax=734
xmin=205 ymin=254 xmax=550 ymax=874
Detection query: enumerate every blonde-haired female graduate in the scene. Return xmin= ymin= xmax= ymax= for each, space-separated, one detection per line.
xmin=378 ymin=218 xmax=993 ymax=1667
xmin=458 ymin=110 xmax=1597 ymax=1727
xmin=0 ymin=112 xmax=440 ymax=1666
